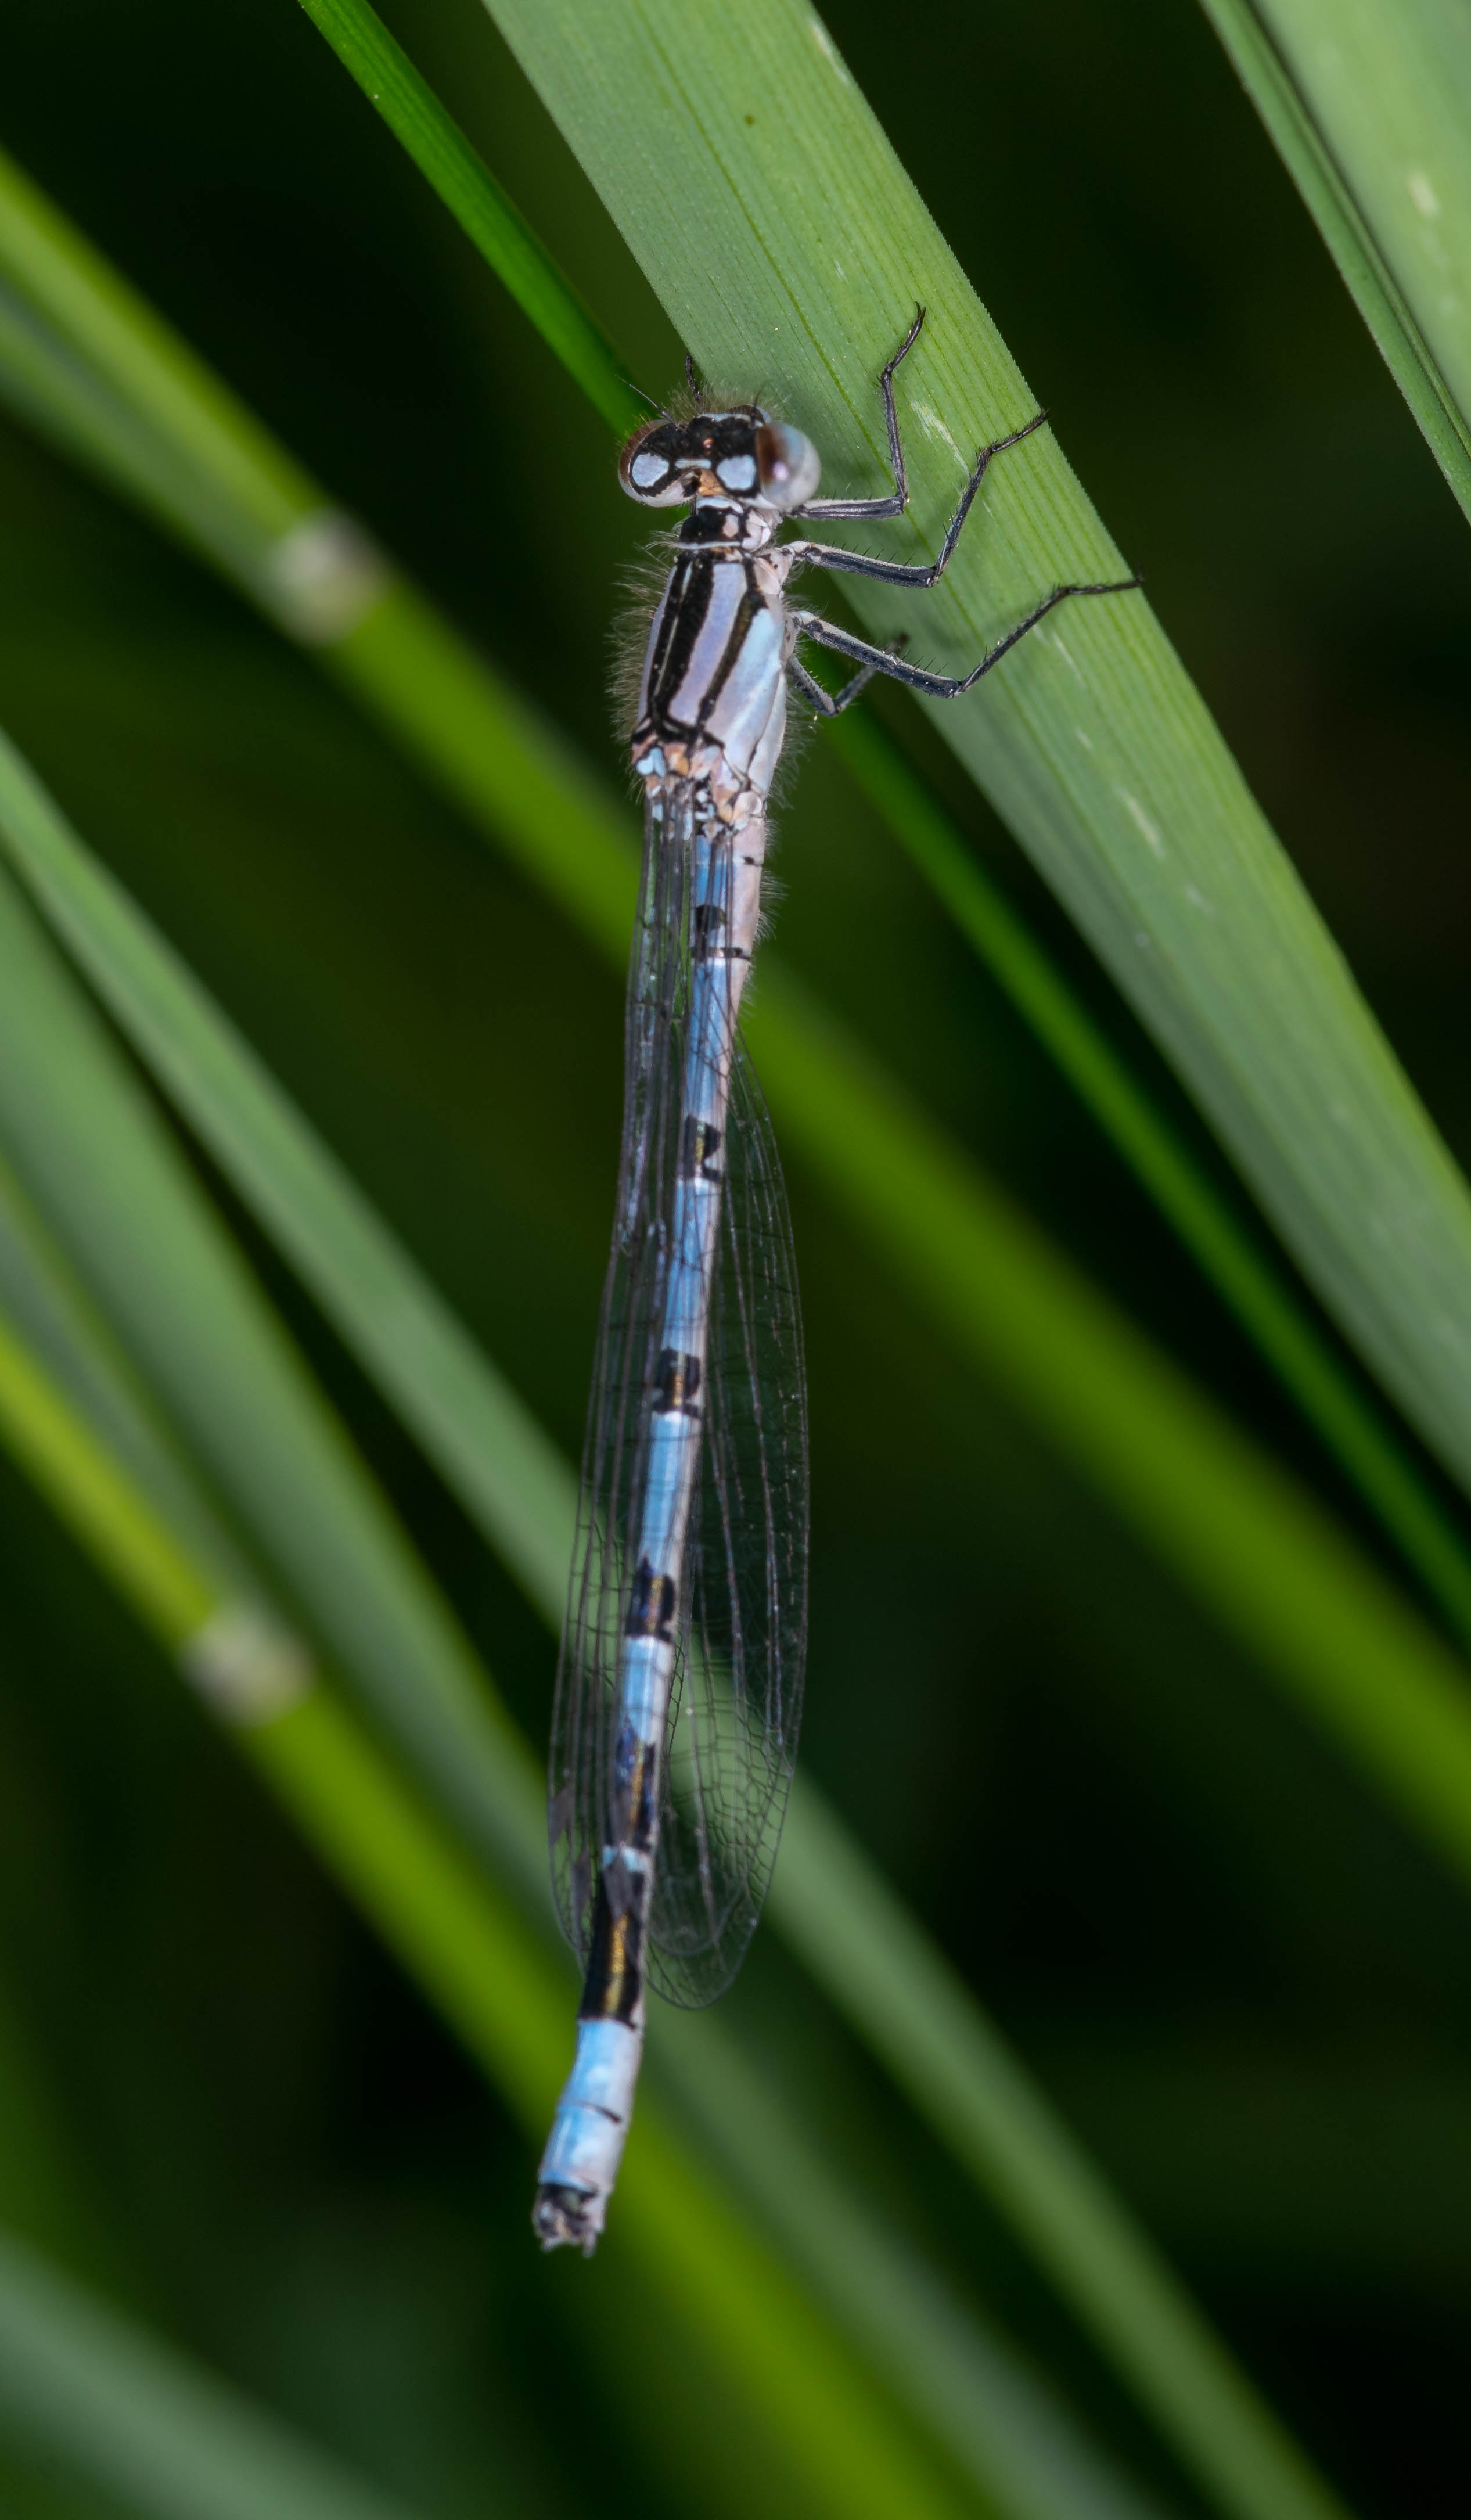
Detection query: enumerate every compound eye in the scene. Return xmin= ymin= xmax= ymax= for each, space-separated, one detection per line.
xmin=618 ymin=424 xmax=688 ymax=505
xmin=755 ymin=422 xmax=821 ymax=510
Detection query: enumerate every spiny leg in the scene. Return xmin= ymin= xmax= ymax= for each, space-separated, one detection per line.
xmin=783 ymin=409 xmax=1051 ymax=592
xmin=786 ymin=635 xmax=908 ymax=718
xmin=794 ymin=305 xmax=926 ymax=524
xmin=789 ymin=575 xmax=1141 ymax=702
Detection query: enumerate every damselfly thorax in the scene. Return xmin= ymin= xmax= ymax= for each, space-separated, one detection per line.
xmin=631 ymin=492 xmax=793 ymax=833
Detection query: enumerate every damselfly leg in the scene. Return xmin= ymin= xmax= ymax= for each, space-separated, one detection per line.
xmin=787 ymin=572 xmax=1138 ymax=704
xmin=782 ymin=307 xmax=1139 ymax=704
xmin=793 ymin=303 xmax=925 ymax=522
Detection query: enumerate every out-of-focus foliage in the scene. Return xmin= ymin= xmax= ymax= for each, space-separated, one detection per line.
xmin=1205 ymin=0 xmax=1471 ymax=520
xmin=0 ymin=1 xmax=1468 ymax=2515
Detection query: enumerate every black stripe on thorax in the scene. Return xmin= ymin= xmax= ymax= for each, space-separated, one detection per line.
xmin=646 ymin=554 xmax=764 ymax=734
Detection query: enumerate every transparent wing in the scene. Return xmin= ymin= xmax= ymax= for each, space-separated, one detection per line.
xmin=549 ymin=783 xmax=690 ymax=1971
xmin=548 ymin=785 xmax=809 ymax=2008
xmin=649 ymin=1039 xmax=808 ymax=2003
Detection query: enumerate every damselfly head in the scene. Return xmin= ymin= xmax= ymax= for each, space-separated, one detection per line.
xmin=619 ymin=407 xmax=821 ymax=512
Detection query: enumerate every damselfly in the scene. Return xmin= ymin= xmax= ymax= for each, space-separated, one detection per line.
xmin=534 ymin=310 xmax=1137 ymax=2252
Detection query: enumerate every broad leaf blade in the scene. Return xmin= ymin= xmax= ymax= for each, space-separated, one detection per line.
xmin=482 ymin=0 xmax=1471 ymax=1509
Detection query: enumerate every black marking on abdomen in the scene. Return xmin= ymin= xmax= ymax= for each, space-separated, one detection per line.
xmin=681 ymin=1115 xmax=723 ymax=1180
xmin=653 ymin=1348 xmax=702 ymax=1415
xmin=693 ymin=899 xmax=748 ymax=964
xmin=579 ymin=1873 xmax=646 ymax=2026
xmin=624 ymin=1555 xmax=677 ymax=1642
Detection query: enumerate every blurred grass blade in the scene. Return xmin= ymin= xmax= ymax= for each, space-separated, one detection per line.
xmin=294 ymin=0 xmax=645 ymax=433
xmin=0 ymin=158 xmax=307 ymax=542
xmin=474 ymin=0 xmax=1471 ymax=1515
xmin=0 ymin=131 xmax=1401 ymax=2520
xmin=750 ymin=965 xmax=1471 ymax=1892
xmin=0 ymin=761 xmax=1198 ymax=2520
xmin=0 ymin=833 xmax=544 ymax=1906
xmin=828 ymin=709 xmax=1471 ymax=1644
xmin=0 ymin=1965 xmax=131 ymax=2300
xmin=0 ymin=1148 xmax=263 ymax=1598
xmin=0 ymin=279 xmax=274 ymax=581
xmin=13 ymin=619 xmax=1471 ymax=1908
xmin=0 ymin=1161 xmax=1165 ymax=2520
xmin=0 ymin=913 xmax=1183 ymax=2520
xmin=0 ymin=1298 xmax=215 ymax=1653
xmin=769 ymin=1786 xmax=1334 ymax=2520
xmin=283 ymin=3 xmax=1471 ymax=1647
xmin=0 ymin=731 xmax=576 ymax=1622
xmin=0 ymin=1293 xmax=1152 ymax=2520
xmin=4 ymin=140 xmax=1471 ymax=1675
xmin=653 ymin=2009 xmax=1182 ymax=2520
xmin=0 ymin=2227 xmax=431 ymax=2520
xmin=0 ymin=725 xmax=1389 ymax=2520
xmin=1199 ymin=0 xmax=1471 ymax=520
xmin=257 ymin=1709 xmax=974 ymax=2520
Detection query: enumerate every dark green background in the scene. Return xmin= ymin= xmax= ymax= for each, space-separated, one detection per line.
xmin=0 ymin=0 xmax=1468 ymax=2511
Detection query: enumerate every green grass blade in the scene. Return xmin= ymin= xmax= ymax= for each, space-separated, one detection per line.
xmin=0 ymin=128 xmax=1408 ymax=2520
xmin=474 ymin=0 xmax=1471 ymax=1515
xmin=11 ymin=714 xmax=1471 ymax=1924
xmin=770 ymin=1786 xmax=1341 ymax=2520
xmin=17 ymin=615 xmax=1471 ymax=1931
xmin=257 ymin=1700 xmax=973 ymax=2520
xmin=0 ymin=2228 xmax=431 ymax=2520
xmin=0 ymin=833 xmax=544 ymax=1905
xmin=0 ymin=720 xmax=1387 ymax=2520
xmin=0 ymin=1303 xmax=1094 ymax=2520
xmin=283 ymin=3 xmax=1471 ymax=1644
xmin=0 ymin=748 xmax=1198 ymax=2520
xmin=749 ymin=963 xmax=1471 ymax=1892
xmin=0 ymin=732 xmax=576 ymax=1617
xmin=653 ymin=2009 xmax=1182 ymax=2520
xmin=829 ymin=709 xmax=1471 ymax=1645
xmin=1209 ymin=0 xmax=1471 ymax=512
xmin=0 ymin=1171 xmax=1157 ymax=2519
xmin=1196 ymin=0 xmax=1471 ymax=520
xmin=0 ymin=857 xmax=1188 ymax=2520
xmin=0 ymin=279 xmax=268 ymax=580
xmin=4 ymin=132 xmax=1470 ymax=1672
xmin=0 ymin=1303 xmax=216 ymax=1652
xmin=0 ymin=1151 xmax=261 ymax=1605
xmin=0 ymin=153 xmax=307 ymax=542
xmin=293 ymin=0 xmax=645 ymax=435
